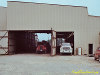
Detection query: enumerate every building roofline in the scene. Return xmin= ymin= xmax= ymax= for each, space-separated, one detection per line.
xmin=7 ymin=1 xmax=100 ymax=17
xmin=0 ymin=6 xmax=7 ymax=8
xmin=88 ymin=15 xmax=100 ymax=17
xmin=7 ymin=1 xmax=87 ymax=8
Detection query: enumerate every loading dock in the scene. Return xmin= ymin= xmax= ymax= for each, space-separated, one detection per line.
xmin=0 ymin=30 xmax=74 ymax=56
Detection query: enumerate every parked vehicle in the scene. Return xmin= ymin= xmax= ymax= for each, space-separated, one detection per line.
xmin=94 ymin=47 xmax=100 ymax=63
xmin=60 ymin=43 xmax=73 ymax=55
xmin=36 ymin=44 xmax=47 ymax=53
xmin=42 ymin=40 xmax=51 ymax=53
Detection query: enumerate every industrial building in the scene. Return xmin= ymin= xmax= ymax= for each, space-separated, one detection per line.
xmin=0 ymin=1 xmax=100 ymax=56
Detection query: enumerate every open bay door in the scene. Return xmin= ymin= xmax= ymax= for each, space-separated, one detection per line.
xmin=51 ymin=30 xmax=56 ymax=56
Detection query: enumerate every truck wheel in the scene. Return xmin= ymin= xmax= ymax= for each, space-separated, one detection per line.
xmin=36 ymin=51 xmax=38 ymax=54
xmin=99 ymin=56 xmax=100 ymax=63
xmin=45 ymin=51 xmax=46 ymax=54
xmin=94 ymin=55 xmax=97 ymax=60
xmin=71 ymin=53 xmax=72 ymax=56
xmin=94 ymin=57 xmax=97 ymax=60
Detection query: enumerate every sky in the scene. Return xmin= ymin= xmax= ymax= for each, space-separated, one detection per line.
xmin=37 ymin=33 xmax=51 ymax=42
xmin=0 ymin=0 xmax=100 ymax=16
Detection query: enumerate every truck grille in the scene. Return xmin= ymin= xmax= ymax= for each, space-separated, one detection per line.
xmin=63 ymin=47 xmax=70 ymax=50
xmin=40 ymin=46 xmax=43 ymax=50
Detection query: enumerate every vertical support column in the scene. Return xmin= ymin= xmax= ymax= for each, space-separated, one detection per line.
xmin=51 ymin=30 xmax=56 ymax=56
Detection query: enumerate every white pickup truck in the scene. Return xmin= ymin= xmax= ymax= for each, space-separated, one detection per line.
xmin=60 ymin=43 xmax=73 ymax=55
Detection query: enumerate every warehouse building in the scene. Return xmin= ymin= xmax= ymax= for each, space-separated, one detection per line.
xmin=0 ymin=1 xmax=100 ymax=56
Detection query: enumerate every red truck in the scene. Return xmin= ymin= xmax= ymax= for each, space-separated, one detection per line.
xmin=94 ymin=47 xmax=100 ymax=63
xmin=36 ymin=42 xmax=47 ymax=54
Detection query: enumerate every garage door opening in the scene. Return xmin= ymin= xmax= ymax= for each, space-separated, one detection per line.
xmin=8 ymin=31 xmax=51 ymax=54
xmin=36 ymin=33 xmax=51 ymax=54
xmin=56 ymin=32 xmax=74 ymax=55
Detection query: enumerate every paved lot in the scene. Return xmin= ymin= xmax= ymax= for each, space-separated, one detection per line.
xmin=0 ymin=54 xmax=100 ymax=75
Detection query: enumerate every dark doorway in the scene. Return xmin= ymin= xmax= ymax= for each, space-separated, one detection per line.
xmin=88 ymin=44 xmax=93 ymax=55
xmin=8 ymin=30 xmax=51 ymax=54
xmin=8 ymin=31 xmax=36 ymax=54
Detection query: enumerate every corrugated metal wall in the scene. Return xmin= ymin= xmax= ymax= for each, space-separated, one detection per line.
xmin=7 ymin=1 xmax=89 ymax=54
xmin=7 ymin=1 xmax=88 ymax=31
xmin=0 ymin=7 xmax=7 ymax=30
xmin=0 ymin=1 xmax=99 ymax=55
xmin=87 ymin=16 xmax=100 ymax=54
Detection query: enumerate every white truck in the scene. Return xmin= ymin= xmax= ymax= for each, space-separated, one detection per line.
xmin=60 ymin=43 xmax=73 ymax=55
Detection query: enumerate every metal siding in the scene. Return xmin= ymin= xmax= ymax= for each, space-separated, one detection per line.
xmin=87 ymin=16 xmax=100 ymax=54
xmin=7 ymin=2 xmax=88 ymax=31
xmin=7 ymin=1 xmax=100 ymax=55
xmin=0 ymin=7 xmax=7 ymax=30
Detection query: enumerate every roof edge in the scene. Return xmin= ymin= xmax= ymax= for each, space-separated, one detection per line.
xmin=0 ymin=6 xmax=7 ymax=8
xmin=7 ymin=1 xmax=87 ymax=8
xmin=7 ymin=1 xmax=100 ymax=17
xmin=88 ymin=15 xmax=100 ymax=18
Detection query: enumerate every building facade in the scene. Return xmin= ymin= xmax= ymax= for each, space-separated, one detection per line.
xmin=0 ymin=1 xmax=100 ymax=55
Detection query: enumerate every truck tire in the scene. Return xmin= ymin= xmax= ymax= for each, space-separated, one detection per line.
xmin=94 ymin=57 xmax=97 ymax=60
xmin=71 ymin=53 xmax=72 ymax=56
xmin=36 ymin=51 xmax=38 ymax=54
xmin=60 ymin=53 xmax=62 ymax=55
xmin=45 ymin=51 xmax=46 ymax=54
xmin=94 ymin=55 xmax=97 ymax=60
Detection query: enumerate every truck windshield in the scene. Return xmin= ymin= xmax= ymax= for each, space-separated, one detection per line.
xmin=62 ymin=43 xmax=70 ymax=46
